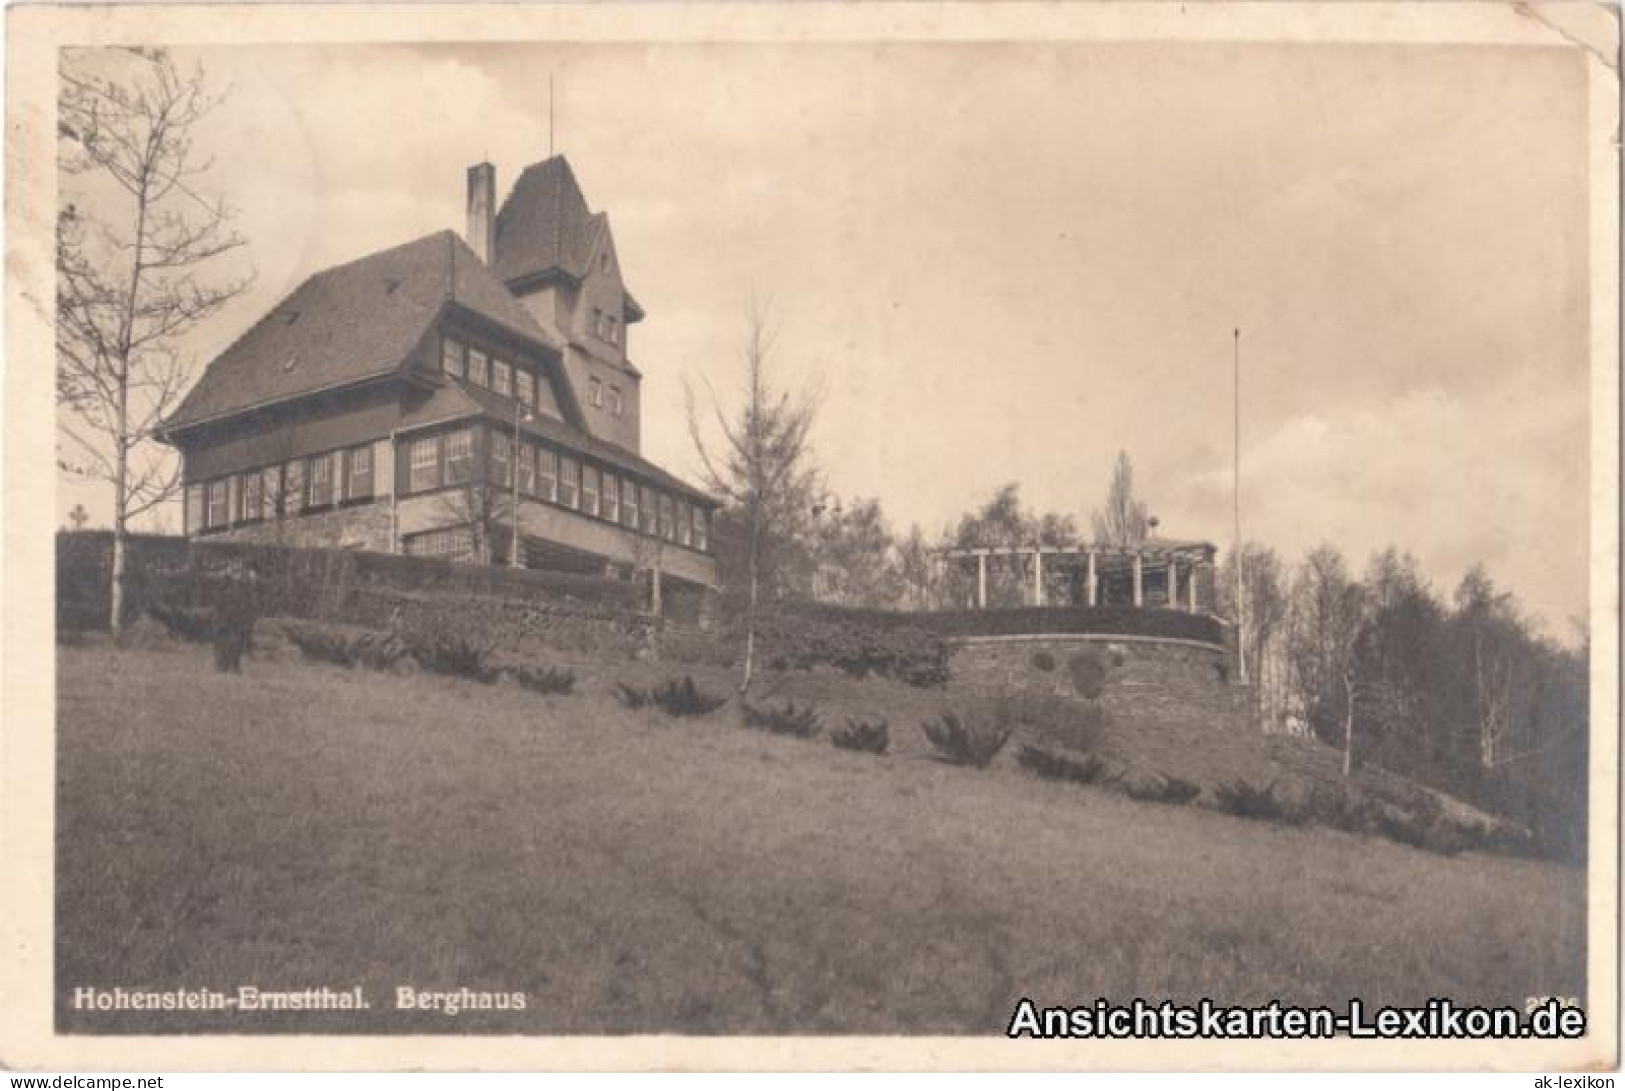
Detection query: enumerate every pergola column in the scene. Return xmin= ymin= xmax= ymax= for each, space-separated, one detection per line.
xmin=1086 ymin=551 xmax=1098 ymax=606
xmin=1168 ymin=559 xmax=1179 ymax=610
xmin=976 ymin=552 xmax=987 ymax=610
xmin=1032 ymin=549 xmax=1044 ymax=606
xmin=1133 ymin=554 xmax=1144 ymax=607
xmin=1189 ymin=563 xmax=1200 ymax=611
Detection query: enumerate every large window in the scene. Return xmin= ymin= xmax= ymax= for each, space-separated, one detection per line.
xmin=678 ymin=500 xmax=693 ymax=547
xmin=409 ymin=435 xmax=440 ymax=492
xmin=206 ymin=480 xmax=230 ymax=529
xmin=262 ymin=465 xmax=282 ymax=518
xmin=404 ymin=527 xmax=474 ymax=559
xmin=641 ymin=484 xmax=657 ymax=535
xmin=659 ymin=494 xmax=676 ymax=542
xmin=538 ymin=447 xmax=558 ymax=503
xmin=492 ymin=358 xmax=513 ymax=398
xmin=620 ymin=478 xmax=639 ymax=529
xmin=308 ymin=452 xmax=333 ymax=507
xmin=348 ymin=444 xmax=374 ymax=500
xmin=467 ymin=348 xmax=489 ymax=388
xmin=517 ymin=369 xmax=536 ymax=408
xmin=444 ymin=429 xmax=473 ymax=485
xmin=517 ymin=441 xmax=536 ymax=497
xmin=694 ymin=507 xmax=709 ymax=552
xmin=239 ymin=471 xmax=262 ymax=522
xmin=285 ymin=460 xmax=306 ymax=513
xmin=559 ymin=456 xmax=580 ymax=509
xmin=582 ymin=464 xmax=600 ymax=517
xmin=602 ymin=472 xmax=619 ymax=525
xmin=442 ymin=337 xmax=464 ymax=378
xmin=489 ymin=430 xmax=511 ymax=487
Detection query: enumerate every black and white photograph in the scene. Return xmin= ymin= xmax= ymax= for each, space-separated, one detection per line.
xmin=2 ymin=0 xmax=1618 ymax=1075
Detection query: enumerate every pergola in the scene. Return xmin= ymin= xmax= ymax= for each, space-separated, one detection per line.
xmin=940 ymin=540 xmax=1218 ymax=612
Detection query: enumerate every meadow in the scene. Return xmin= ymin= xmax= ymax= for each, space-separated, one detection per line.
xmin=55 ymin=635 xmax=1586 ymax=1034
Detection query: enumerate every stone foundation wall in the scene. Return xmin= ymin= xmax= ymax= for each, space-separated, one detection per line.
xmin=948 ymin=633 xmax=1249 ymax=737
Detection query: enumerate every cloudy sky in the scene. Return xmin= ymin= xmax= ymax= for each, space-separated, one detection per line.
xmin=57 ymin=39 xmax=1591 ymax=633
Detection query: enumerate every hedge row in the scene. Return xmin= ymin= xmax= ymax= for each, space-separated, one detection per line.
xmin=784 ymin=603 xmax=1224 ymax=647
xmin=57 ymin=531 xmax=644 ymax=632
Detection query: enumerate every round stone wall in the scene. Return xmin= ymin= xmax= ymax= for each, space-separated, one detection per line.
xmin=947 ymin=633 xmax=1245 ymax=737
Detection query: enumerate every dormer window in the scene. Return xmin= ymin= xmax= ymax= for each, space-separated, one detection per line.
xmin=609 ymin=385 xmax=624 ymax=417
xmin=589 ymin=376 xmax=603 ymax=408
xmin=605 ymin=318 xmax=618 ymax=346
xmin=467 ymin=348 xmax=489 ymax=388
xmin=492 ymin=358 xmax=512 ymax=398
xmin=441 ymin=337 xmax=465 ymax=378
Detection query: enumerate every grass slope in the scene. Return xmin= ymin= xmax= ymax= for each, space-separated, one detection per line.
xmin=56 ymin=640 xmax=1585 ymax=1034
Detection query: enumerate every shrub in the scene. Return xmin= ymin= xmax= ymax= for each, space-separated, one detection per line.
xmin=1301 ymin=782 xmax=1381 ymax=833
xmin=281 ymin=620 xmax=409 ymax=671
xmin=754 ymin=613 xmax=950 ymax=687
xmin=1030 ymin=650 xmax=1056 ymax=672
xmin=509 ymin=664 xmax=577 ymax=696
xmin=618 ymin=677 xmax=729 ymax=717
xmin=1017 ymin=746 xmax=1116 ymax=787
xmin=1211 ymin=780 xmax=1305 ymax=825
xmin=741 ymin=701 xmax=823 ymax=739
xmin=144 ymin=600 xmax=215 ymax=644
xmin=831 ymin=717 xmax=890 ymax=754
xmin=652 ymin=676 xmax=729 ymax=717
xmin=920 ymin=711 xmax=1014 ymax=768
xmin=615 ymin=683 xmax=652 ymax=710
xmin=1123 ymin=774 xmax=1203 ymax=806
xmin=408 ymin=632 xmax=501 ymax=683
xmin=1066 ymin=651 xmax=1109 ymax=699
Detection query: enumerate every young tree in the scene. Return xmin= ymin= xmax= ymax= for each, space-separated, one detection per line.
xmin=896 ymin=523 xmax=949 ymax=611
xmin=1090 ymin=450 xmax=1150 ymax=548
xmin=686 ymin=299 xmax=821 ymax=692
xmin=57 ymin=48 xmax=252 ymax=632
xmin=1285 ymin=545 xmax=1368 ymax=774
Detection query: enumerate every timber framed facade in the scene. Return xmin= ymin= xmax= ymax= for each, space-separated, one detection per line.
xmin=160 ymin=156 xmax=718 ymax=606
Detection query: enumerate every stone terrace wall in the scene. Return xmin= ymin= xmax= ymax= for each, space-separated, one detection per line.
xmin=949 ymin=633 xmax=1250 ymax=741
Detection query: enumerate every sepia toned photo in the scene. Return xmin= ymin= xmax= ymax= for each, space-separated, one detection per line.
xmin=2 ymin=0 xmax=1618 ymax=1074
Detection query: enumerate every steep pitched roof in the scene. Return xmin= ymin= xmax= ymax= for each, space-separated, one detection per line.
xmin=490 ymin=156 xmax=604 ymax=286
xmin=400 ymin=377 xmax=713 ymax=505
xmin=164 ymin=231 xmax=563 ymax=434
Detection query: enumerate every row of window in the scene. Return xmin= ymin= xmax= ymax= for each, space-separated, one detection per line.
xmin=196 ymin=443 xmax=375 ymax=531
xmin=402 ymin=427 xmax=710 ymax=552
xmin=442 ymin=336 xmax=545 ymax=409
xmin=403 ymin=526 xmax=474 ymax=560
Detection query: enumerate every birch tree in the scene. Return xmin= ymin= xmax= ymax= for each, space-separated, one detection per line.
xmin=686 ymin=299 xmax=821 ymax=692
xmin=57 ymin=48 xmax=251 ymax=632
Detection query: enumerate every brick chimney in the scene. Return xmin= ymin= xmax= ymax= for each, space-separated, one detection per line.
xmin=466 ymin=162 xmax=495 ymax=264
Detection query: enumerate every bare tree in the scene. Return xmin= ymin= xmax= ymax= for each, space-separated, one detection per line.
xmin=686 ymin=299 xmax=821 ymax=693
xmin=1286 ymin=545 xmax=1368 ymax=775
xmin=57 ymin=48 xmax=252 ymax=632
xmin=1090 ymin=449 xmax=1150 ymax=548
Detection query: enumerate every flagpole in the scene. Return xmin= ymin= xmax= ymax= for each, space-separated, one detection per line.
xmin=511 ymin=397 xmax=524 ymax=567
xmin=1234 ymin=327 xmax=1247 ymax=685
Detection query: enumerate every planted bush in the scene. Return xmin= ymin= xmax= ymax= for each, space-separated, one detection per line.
xmin=831 ymin=717 xmax=889 ymax=754
xmin=1211 ymin=780 xmax=1305 ymax=825
xmin=754 ymin=613 xmax=950 ymax=687
xmin=143 ymin=600 xmax=216 ymax=644
xmin=409 ymin=632 xmax=501 ymax=683
xmin=1016 ymin=746 xmax=1115 ymax=787
xmin=741 ymin=701 xmax=823 ymax=739
xmin=920 ymin=711 xmax=1014 ymax=768
xmin=1301 ymin=782 xmax=1381 ymax=834
xmin=618 ymin=677 xmax=728 ymax=717
xmin=1123 ymin=774 xmax=1203 ymax=806
xmin=509 ymin=664 xmax=577 ymax=696
xmin=280 ymin=620 xmax=405 ymax=670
